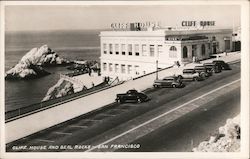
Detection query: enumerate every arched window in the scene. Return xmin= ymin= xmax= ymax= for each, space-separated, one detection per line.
xmin=169 ymin=46 xmax=177 ymax=58
xmin=183 ymin=46 xmax=188 ymax=58
xmin=212 ymin=36 xmax=216 ymax=41
xmin=202 ymin=44 xmax=206 ymax=56
xmin=170 ymin=46 xmax=177 ymax=51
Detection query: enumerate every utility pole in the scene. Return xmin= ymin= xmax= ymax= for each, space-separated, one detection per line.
xmin=156 ymin=60 xmax=159 ymax=80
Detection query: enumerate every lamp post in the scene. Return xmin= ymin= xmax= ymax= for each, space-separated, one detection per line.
xmin=156 ymin=60 xmax=159 ymax=80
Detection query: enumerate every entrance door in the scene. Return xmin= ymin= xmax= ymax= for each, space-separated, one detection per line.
xmin=212 ymin=45 xmax=217 ymax=54
xmin=225 ymin=40 xmax=230 ymax=51
xmin=192 ymin=45 xmax=197 ymax=57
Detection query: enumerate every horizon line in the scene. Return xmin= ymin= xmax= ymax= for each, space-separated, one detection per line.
xmin=5 ymin=28 xmax=112 ymax=33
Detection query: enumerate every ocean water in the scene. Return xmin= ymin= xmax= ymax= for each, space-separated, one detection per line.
xmin=5 ymin=30 xmax=101 ymax=112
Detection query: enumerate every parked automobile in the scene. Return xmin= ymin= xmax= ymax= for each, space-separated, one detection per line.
xmin=153 ymin=76 xmax=184 ymax=88
xmin=203 ymin=63 xmax=222 ymax=73
xmin=194 ymin=65 xmax=211 ymax=77
xmin=212 ymin=60 xmax=231 ymax=70
xmin=178 ymin=69 xmax=202 ymax=81
xmin=116 ymin=89 xmax=149 ymax=103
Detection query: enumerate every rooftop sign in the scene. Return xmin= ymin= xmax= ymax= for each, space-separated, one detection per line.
xmin=181 ymin=21 xmax=216 ymax=27
xmin=111 ymin=22 xmax=160 ymax=31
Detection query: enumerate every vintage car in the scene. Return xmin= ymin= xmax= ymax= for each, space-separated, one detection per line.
xmin=153 ymin=76 xmax=184 ymax=88
xmin=203 ymin=62 xmax=222 ymax=73
xmin=212 ymin=60 xmax=231 ymax=70
xmin=115 ymin=89 xmax=149 ymax=103
xmin=178 ymin=69 xmax=202 ymax=81
xmin=194 ymin=65 xmax=211 ymax=77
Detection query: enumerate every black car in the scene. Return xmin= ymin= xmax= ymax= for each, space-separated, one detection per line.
xmin=212 ymin=60 xmax=231 ymax=70
xmin=203 ymin=63 xmax=222 ymax=73
xmin=194 ymin=65 xmax=211 ymax=77
xmin=116 ymin=89 xmax=149 ymax=103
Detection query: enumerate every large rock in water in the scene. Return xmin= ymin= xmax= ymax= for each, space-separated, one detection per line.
xmin=42 ymin=79 xmax=74 ymax=101
xmin=5 ymin=45 xmax=68 ymax=80
xmin=5 ymin=64 xmax=50 ymax=80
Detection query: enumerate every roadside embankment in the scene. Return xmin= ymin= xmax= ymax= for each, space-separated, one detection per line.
xmin=192 ymin=114 xmax=240 ymax=152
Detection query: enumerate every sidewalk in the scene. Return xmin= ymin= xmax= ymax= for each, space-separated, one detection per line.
xmin=161 ymin=51 xmax=241 ymax=77
xmin=127 ymin=51 xmax=240 ymax=92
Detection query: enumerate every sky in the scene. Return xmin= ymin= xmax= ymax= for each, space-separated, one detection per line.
xmin=5 ymin=5 xmax=241 ymax=31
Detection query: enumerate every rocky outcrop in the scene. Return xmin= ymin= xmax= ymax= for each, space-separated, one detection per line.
xmin=42 ymin=79 xmax=74 ymax=101
xmin=42 ymin=73 xmax=92 ymax=101
xmin=5 ymin=45 xmax=69 ymax=80
xmin=193 ymin=114 xmax=240 ymax=152
xmin=5 ymin=64 xmax=50 ymax=80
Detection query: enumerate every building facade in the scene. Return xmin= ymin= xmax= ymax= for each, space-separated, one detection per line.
xmin=232 ymin=26 xmax=241 ymax=51
xmin=100 ymin=28 xmax=233 ymax=80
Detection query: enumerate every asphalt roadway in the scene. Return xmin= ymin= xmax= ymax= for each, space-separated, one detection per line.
xmin=6 ymin=62 xmax=240 ymax=152
xmin=119 ymin=85 xmax=240 ymax=152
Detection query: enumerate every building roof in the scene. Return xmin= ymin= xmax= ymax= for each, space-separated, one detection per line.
xmin=164 ymin=28 xmax=233 ymax=36
xmin=100 ymin=28 xmax=233 ymax=37
xmin=100 ymin=30 xmax=166 ymax=37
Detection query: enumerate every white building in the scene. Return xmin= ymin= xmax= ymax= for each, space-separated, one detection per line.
xmin=100 ymin=27 xmax=233 ymax=80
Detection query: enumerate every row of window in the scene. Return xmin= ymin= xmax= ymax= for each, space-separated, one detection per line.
xmin=103 ymin=63 xmax=140 ymax=75
xmin=103 ymin=43 xmax=164 ymax=57
xmin=103 ymin=43 xmax=208 ymax=59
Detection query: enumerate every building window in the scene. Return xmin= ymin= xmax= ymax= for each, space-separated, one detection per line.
xmin=135 ymin=65 xmax=139 ymax=75
xmin=192 ymin=45 xmax=197 ymax=57
xmin=115 ymin=44 xmax=119 ymax=55
xmin=103 ymin=44 xmax=107 ymax=54
xmin=103 ymin=63 xmax=107 ymax=71
xmin=109 ymin=63 xmax=113 ymax=72
xmin=170 ymin=46 xmax=177 ymax=51
xmin=142 ymin=44 xmax=147 ymax=56
xmin=121 ymin=64 xmax=126 ymax=73
xmin=122 ymin=44 xmax=126 ymax=55
xmin=169 ymin=46 xmax=177 ymax=58
xmin=115 ymin=64 xmax=119 ymax=73
xmin=183 ymin=46 xmax=188 ymax=58
xmin=109 ymin=44 xmax=113 ymax=54
xmin=157 ymin=45 xmax=163 ymax=56
xmin=150 ymin=45 xmax=155 ymax=57
xmin=128 ymin=44 xmax=132 ymax=55
xmin=201 ymin=44 xmax=206 ymax=56
xmin=128 ymin=65 xmax=132 ymax=74
xmin=135 ymin=44 xmax=139 ymax=56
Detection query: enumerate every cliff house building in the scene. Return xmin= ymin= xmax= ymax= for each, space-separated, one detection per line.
xmin=100 ymin=25 xmax=233 ymax=80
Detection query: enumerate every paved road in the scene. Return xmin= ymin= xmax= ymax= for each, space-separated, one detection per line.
xmin=119 ymin=87 xmax=240 ymax=152
xmin=6 ymin=62 xmax=240 ymax=152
